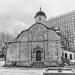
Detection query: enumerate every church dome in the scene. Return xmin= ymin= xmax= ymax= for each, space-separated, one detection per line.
xmin=34 ymin=8 xmax=47 ymax=18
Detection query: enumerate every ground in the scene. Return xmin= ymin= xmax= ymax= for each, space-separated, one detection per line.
xmin=0 ymin=61 xmax=44 ymax=75
xmin=0 ymin=61 xmax=75 ymax=75
xmin=0 ymin=67 xmax=45 ymax=75
xmin=0 ymin=67 xmax=75 ymax=75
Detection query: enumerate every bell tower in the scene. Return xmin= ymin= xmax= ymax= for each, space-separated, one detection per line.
xmin=34 ymin=7 xmax=47 ymax=24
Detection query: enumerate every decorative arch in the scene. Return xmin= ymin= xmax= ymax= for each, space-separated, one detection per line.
xmin=32 ymin=46 xmax=44 ymax=62
xmin=33 ymin=46 xmax=43 ymax=53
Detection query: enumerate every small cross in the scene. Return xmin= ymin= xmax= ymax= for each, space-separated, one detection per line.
xmin=40 ymin=7 xmax=41 ymax=11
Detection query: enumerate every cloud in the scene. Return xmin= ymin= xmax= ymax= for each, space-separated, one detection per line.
xmin=0 ymin=20 xmax=27 ymax=36
xmin=0 ymin=0 xmax=39 ymax=36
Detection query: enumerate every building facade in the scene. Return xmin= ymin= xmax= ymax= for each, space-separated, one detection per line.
xmin=63 ymin=50 xmax=75 ymax=60
xmin=6 ymin=9 xmax=62 ymax=67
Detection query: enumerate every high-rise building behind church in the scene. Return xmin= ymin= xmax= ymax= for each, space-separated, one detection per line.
xmin=47 ymin=10 xmax=75 ymax=50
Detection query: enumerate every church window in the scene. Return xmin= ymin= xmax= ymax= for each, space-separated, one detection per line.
xmin=65 ymin=53 xmax=67 ymax=59
xmin=39 ymin=17 xmax=41 ymax=21
xmin=70 ymin=54 xmax=72 ymax=60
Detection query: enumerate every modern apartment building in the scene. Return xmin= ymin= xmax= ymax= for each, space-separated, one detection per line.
xmin=47 ymin=10 xmax=75 ymax=50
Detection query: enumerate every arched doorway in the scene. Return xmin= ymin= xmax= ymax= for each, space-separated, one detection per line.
xmin=36 ymin=51 xmax=41 ymax=61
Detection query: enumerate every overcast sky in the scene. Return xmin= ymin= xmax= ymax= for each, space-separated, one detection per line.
xmin=0 ymin=0 xmax=75 ymax=36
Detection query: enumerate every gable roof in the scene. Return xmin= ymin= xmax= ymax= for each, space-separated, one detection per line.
xmin=15 ymin=22 xmax=60 ymax=39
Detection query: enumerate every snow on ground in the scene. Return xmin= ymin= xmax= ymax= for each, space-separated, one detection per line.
xmin=0 ymin=61 xmax=5 ymax=66
xmin=0 ymin=67 xmax=45 ymax=75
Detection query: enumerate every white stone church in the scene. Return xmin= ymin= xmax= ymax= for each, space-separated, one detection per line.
xmin=6 ymin=9 xmax=64 ymax=67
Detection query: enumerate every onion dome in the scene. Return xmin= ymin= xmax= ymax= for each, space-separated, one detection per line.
xmin=34 ymin=7 xmax=47 ymax=18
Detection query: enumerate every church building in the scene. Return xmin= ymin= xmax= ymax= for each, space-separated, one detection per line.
xmin=6 ymin=8 xmax=62 ymax=67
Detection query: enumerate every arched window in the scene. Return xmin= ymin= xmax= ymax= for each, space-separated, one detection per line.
xmin=36 ymin=51 xmax=41 ymax=61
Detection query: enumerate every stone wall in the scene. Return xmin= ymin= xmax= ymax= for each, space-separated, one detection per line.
xmin=6 ymin=42 xmax=19 ymax=62
xmin=6 ymin=22 xmax=62 ymax=67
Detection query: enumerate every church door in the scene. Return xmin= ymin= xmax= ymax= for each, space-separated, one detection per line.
xmin=36 ymin=51 xmax=41 ymax=61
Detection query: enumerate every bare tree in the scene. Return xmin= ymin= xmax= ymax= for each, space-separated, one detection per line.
xmin=0 ymin=32 xmax=13 ymax=47
xmin=0 ymin=32 xmax=14 ymax=59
